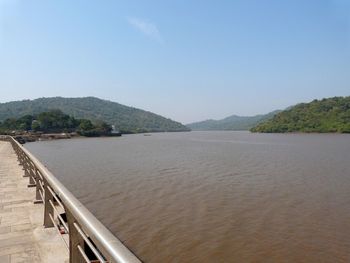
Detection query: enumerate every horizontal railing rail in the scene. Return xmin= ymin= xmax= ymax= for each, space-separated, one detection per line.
xmin=1 ymin=136 xmax=142 ymax=263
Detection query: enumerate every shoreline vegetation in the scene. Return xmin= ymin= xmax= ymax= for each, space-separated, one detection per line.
xmin=0 ymin=97 xmax=190 ymax=133
xmin=0 ymin=109 xmax=121 ymax=143
xmin=1 ymin=96 xmax=349 ymax=138
xmin=186 ymin=96 xmax=349 ymax=134
xmin=251 ymin=96 xmax=350 ymax=133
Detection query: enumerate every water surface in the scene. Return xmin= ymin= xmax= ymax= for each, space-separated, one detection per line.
xmin=26 ymin=131 xmax=350 ymax=262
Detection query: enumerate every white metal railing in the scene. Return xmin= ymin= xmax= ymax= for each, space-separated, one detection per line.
xmin=1 ymin=136 xmax=142 ymax=263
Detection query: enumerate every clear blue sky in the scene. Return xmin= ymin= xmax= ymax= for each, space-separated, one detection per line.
xmin=0 ymin=0 xmax=349 ymax=123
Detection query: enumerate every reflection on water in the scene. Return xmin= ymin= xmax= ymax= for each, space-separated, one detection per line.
xmin=26 ymin=131 xmax=350 ymax=262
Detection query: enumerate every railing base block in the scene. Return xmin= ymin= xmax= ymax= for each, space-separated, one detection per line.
xmin=34 ymin=200 xmax=44 ymax=204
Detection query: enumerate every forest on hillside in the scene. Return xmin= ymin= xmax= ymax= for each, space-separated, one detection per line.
xmin=187 ymin=111 xmax=280 ymax=131
xmin=0 ymin=97 xmax=190 ymax=133
xmin=251 ymin=97 xmax=350 ymax=133
xmin=0 ymin=109 xmax=113 ymax=137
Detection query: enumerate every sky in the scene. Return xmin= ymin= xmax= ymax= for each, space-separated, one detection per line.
xmin=0 ymin=0 xmax=349 ymax=123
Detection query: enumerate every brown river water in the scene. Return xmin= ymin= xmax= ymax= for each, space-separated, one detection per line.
xmin=25 ymin=131 xmax=350 ymax=262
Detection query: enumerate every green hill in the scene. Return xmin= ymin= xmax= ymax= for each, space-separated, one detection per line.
xmin=0 ymin=97 xmax=190 ymax=133
xmin=0 ymin=109 xmax=114 ymax=137
xmin=251 ymin=96 xmax=350 ymax=133
xmin=187 ymin=111 xmax=280 ymax=131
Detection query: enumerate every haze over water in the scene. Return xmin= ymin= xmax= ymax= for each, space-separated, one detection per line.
xmin=26 ymin=131 xmax=350 ymax=262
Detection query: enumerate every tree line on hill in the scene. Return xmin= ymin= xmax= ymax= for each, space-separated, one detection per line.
xmin=251 ymin=96 xmax=350 ymax=133
xmin=0 ymin=97 xmax=190 ymax=133
xmin=1 ymin=96 xmax=348 ymax=135
xmin=0 ymin=109 xmax=113 ymax=137
xmin=186 ymin=111 xmax=280 ymax=131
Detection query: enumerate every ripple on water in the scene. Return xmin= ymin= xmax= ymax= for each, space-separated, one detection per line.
xmin=25 ymin=131 xmax=350 ymax=263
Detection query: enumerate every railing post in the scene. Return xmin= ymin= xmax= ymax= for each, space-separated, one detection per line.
xmin=66 ymin=210 xmax=86 ymax=263
xmin=27 ymin=159 xmax=36 ymax=187
xmin=34 ymin=168 xmax=43 ymax=203
xmin=17 ymin=148 xmax=23 ymax=166
xmin=23 ymin=158 xmax=29 ymax=177
xmin=43 ymin=178 xmax=54 ymax=228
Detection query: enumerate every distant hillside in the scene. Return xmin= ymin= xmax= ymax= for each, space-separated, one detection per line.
xmin=187 ymin=111 xmax=280 ymax=131
xmin=0 ymin=97 xmax=190 ymax=133
xmin=251 ymin=96 xmax=350 ymax=133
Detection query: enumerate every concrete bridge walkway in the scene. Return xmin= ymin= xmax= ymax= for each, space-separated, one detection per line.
xmin=0 ymin=141 xmax=68 ymax=262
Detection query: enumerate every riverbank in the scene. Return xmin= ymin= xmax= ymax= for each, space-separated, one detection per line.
xmin=7 ymin=132 xmax=121 ymax=144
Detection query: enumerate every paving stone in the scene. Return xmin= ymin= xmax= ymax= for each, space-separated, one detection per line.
xmin=11 ymin=223 xmax=32 ymax=233
xmin=0 ymin=226 xmax=11 ymax=234
xmin=0 ymin=233 xmax=32 ymax=247
xmin=0 ymin=208 xmax=12 ymax=214
xmin=10 ymin=249 xmax=40 ymax=263
xmin=0 ymin=141 xmax=68 ymax=262
xmin=0 ymin=254 xmax=10 ymax=263
xmin=0 ymin=243 xmax=35 ymax=257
